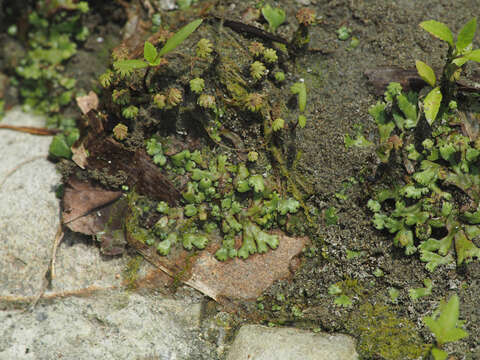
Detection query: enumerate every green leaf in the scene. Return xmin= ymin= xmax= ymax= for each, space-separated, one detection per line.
xmin=466 ymin=49 xmax=480 ymax=62
xmin=378 ymin=122 xmax=395 ymax=143
xmin=113 ymin=59 xmax=147 ymax=77
xmin=158 ymin=19 xmax=203 ymax=57
xmin=215 ymin=247 xmax=229 ymax=261
xmin=408 ymin=278 xmax=433 ymax=301
xmin=325 ymin=206 xmax=338 ymax=226
xmin=413 ymin=160 xmax=441 ymax=186
xmin=344 ymin=134 xmax=373 ymax=149
xmin=452 ymin=56 xmax=469 ymax=66
xmin=328 ymin=284 xmax=342 ymax=295
xmin=397 ymin=93 xmax=417 ymax=121
xmin=420 ymin=250 xmax=454 ymax=272
xmin=248 ymin=174 xmax=265 ymax=193
xmin=261 ymin=4 xmax=286 ymax=32
xmin=367 ymin=199 xmax=381 ymax=212
xmin=49 ymin=134 xmax=72 ymax=159
xmin=334 ymin=294 xmax=353 ymax=307
xmin=238 ymin=223 xmax=258 ymax=259
xmin=455 ymin=230 xmax=480 ymax=265
xmin=372 ymin=213 xmax=388 ymax=230
xmin=385 ymin=82 xmax=402 ymax=102
xmin=415 ymin=60 xmax=436 ymax=87
xmin=156 ymin=239 xmax=172 ymax=256
xmin=424 ymin=294 xmax=469 ymax=346
xmin=291 ymin=82 xmax=307 ymax=112
xmin=143 ymin=41 xmax=157 ymax=64
xmin=431 ymin=347 xmax=448 ymax=360
xmin=369 ymin=102 xmax=387 ymax=124
xmin=420 ymin=20 xmax=454 ymax=46
xmin=298 ymin=115 xmax=307 ymax=128
xmin=401 ymin=185 xmax=429 ymax=199
xmin=423 ymin=87 xmax=442 ymax=125
xmin=255 ymin=229 xmax=279 ymax=253
xmin=456 ymin=18 xmax=477 ymax=52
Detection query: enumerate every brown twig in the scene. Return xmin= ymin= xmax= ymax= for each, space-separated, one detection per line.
xmin=0 ymin=124 xmax=60 ymax=135
xmin=28 ymin=224 xmax=64 ymax=311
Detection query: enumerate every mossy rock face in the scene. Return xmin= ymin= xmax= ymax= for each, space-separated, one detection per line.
xmin=84 ymin=9 xmax=316 ymax=262
xmin=347 ymin=302 xmax=430 ymax=359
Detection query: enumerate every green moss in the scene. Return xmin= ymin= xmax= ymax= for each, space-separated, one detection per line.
xmin=348 ymin=303 xmax=430 ymax=359
xmin=123 ymin=255 xmax=143 ymax=290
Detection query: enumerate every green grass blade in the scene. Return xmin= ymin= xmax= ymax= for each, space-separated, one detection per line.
xmin=158 ymin=19 xmax=203 ymax=57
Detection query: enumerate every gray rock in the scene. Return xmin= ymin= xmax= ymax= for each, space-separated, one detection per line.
xmin=0 ymin=109 xmax=60 ymax=299
xmin=0 ymin=290 xmax=217 ymax=360
xmin=0 ymin=109 xmax=224 ymax=360
xmin=226 ymin=325 xmax=358 ymax=360
xmin=0 ymin=108 xmax=138 ymax=301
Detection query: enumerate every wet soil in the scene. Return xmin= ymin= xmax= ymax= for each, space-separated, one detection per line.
xmin=256 ymin=1 xmax=480 ymax=359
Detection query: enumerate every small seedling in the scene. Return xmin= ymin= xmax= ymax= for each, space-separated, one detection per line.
xmin=291 ymin=81 xmax=308 ymax=128
xmin=416 ymin=18 xmax=480 ymax=125
xmin=261 ymin=4 xmax=286 ymax=32
xmin=325 ymin=206 xmax=338 ymax=226
xmin=113 ymin=19 xmax=203 ymax=77
xmin=409 ymin=278 xmax=433 ymax=301
xmin=328 ymin=283 xmax=353 ymax=308
xmin=423 ymin=294 xmax=468 ymax=359
xmin=337 ymin=26 xmax=351 ymax=40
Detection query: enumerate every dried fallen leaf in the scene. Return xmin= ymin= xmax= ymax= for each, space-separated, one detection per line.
xmin=62 ymin=178 xmax=127 ymax=255
xmin=458 ymin=111 xmax=480 ymax=141
xmin=62 ymin=177 xmax=122 ymax=225
xmin=71 ymin=142 xmax=89 ymax=169
xmin=76 ymin=91 xmax=99 ymax=115
xmin=126 ymin=217 xmax=308 ymax=302
xmin=188 ymin=232 xmax=307 ymax=301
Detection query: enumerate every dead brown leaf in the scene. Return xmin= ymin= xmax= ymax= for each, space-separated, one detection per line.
xmin=188 ymin=232 xmax=308 ymax=301
xmin=62 ymin=177 xmax=122 ymax=226
xmin=458 ymin=111 xmax=480 ymax=141
xmin=76 ymin=91 xmax=99 ymax=115
xmin=71 ymin=142 xmax=89 ymax=169
xmin=126 ymin=218 xmax=308 ymax=302
xmin=62 ymin=178 xmax=127 ymax=255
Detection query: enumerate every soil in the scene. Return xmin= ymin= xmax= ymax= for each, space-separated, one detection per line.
xmin=2 ymin=1 xmax=480 ymax=359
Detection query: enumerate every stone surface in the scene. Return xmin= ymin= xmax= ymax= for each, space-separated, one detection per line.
xmin=0 ymin=109 xmax=61 ymax=299
xmin=0 ymin=108 xmax=128 ymax=301
xmin=0 ymin=290 xmax=218 ymax=360
xmin=226 ymin=325 xmax=358 ymax=360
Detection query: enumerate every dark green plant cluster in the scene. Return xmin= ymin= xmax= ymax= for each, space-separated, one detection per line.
xmin=10 ymin=3 xmax=88 ymax=158
xmin=143 ymin=137 xmax=300 ymax=260
xmin=368 ymin=83 xmax=480 ymax=271
xmin=367 ymin=19 xmax=480 ymax=273
xmin=96 ymin=12 xmax=319 ymax=260
xmin=14 ymin=3 xmax=89 ymax=121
